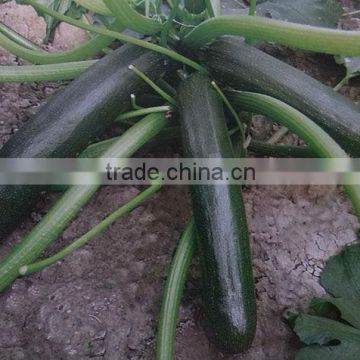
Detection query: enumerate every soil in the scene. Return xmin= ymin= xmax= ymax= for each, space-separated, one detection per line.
xmin=0 ymin=1 xmax=359 ymax=359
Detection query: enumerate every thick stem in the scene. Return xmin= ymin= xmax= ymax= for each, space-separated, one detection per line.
xmin=0 ymin=60 xmax=95 ymax=82
xmin=248 ymin=0 xmax=256 ymax=16
xmin=0 ymin=21 xmax=43 ymax=51
xmin=103 ymin=0 xmax=162 ymax=35
xmin=156 ymin=219 xmax=196 ymax=360
xmin=0 ymin=21 xmax=124 ymax=64
xmin=184 ymin=15 xmax=360 ymax=56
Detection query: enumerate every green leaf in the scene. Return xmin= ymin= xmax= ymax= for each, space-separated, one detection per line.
xmin=65 ymin=2 xmax=85 ymax=19
xmin=36 ymin=0 xmax=72 ymax=39
xmin=311 ymin=297 xmax=360 ymax=330
xmin=292 ymin=244 xmax=360 ymax=358
xmin=320 ymin=244 xmax=360 ymax=301
xmin=295 ymin=314 xmax=360 ymax=360
xmin=73 ymin=0 xmax=111 ymax=16
xmin=17 ymin=0 xmax=85 ymax=41
xmin=256 ymin=0 xmax=342 ymax=27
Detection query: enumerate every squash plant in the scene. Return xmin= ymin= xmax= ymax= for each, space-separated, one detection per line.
xmin=0 ymin=0 xmax=360 ymax=358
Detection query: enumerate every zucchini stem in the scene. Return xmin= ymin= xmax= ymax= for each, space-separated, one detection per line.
xmin=248 ymin=0 xmax=256 ymax=16
xmin=246 ymin=0 xmax=257 ymax=44
xmin=131 ymin=94 xmax=144 ymax=110
xmin=0 ymin=60 xmax=96 ymax=82
xmin=156 ymin=218 xmax=196 ymax=360
xmin=183 ymin=15 xmax=360 ymax=56
xmin=158 ymin=78 xmax=177 ymax=97
xmin=19 ymin=182 xmax=162 ymax=276
xmin=129 ymin=65 xmax=178 ymax=106
xmin=103 ymin=0 xmax=163 ymax=35
xmin=0 ymin=20 xmax=124 ymax=64
xmin=333 ymin=77 xmax=348 ymax=92
xmin=117 ymin=106 xmax=173 ymax=121
xmin=0 ymin=21 xmax=43 ymax=51
xmin=211 ymin=81 xmax=246 ymax=146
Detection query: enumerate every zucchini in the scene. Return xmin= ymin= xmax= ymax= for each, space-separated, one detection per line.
xmin=200 ymin=37 xmax=360 ymax=157
xmin=0 ymin=44 xmax=167 ymax=237
xmin=248 ymin=141 xmax=317 ymax=158
xmin=178 ymin=73 xmax=256 ymax=353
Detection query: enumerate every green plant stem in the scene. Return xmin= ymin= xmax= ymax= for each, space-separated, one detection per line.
xmin=129 ymin=65 xmax=178 ymax=106
xmin=19 ymin=0 xmax=206 ymax=72
xmin=103 ymin=0 xmax=162 ymax=34
xmin=211 ymin=81 xmax=245 ymax=142
xmin=246 ymin=0 xmax=256 ymax=44
xmin=0 ymin=21 xmax=43 ymax=51
xmin=116 ymin=106 xmax=172 ymax=121
xmin=158 ymin=78 xmax=177 ymax=97
xmin=80 ymin=126 xmax=180 ymax=158
xmin=20 ymin=182 xmax=162 ymax=276
xmin=0 ymin=113 xmax=167 ymax=292
xmin=249 ymin=0 xmax=256 ymax=16
xmin=183 ymin=15 xmax=360 ymax=56
xmin=334 ymin=77 xmax=348 ymax=92
xmin=156 ymin=218 xmax=196 ymax=360
xmin=160 ymin=0 xmax=180 ymax=46
xmin=0 ymin=60 xmax=96 ymax=82
xmin=0 ymin=21 xmax=124 ymax=64
xmin=229 ymin=90 xmax=360 ymax=217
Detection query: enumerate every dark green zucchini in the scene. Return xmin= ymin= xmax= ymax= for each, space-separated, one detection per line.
xmin=0 ymin=44 xmax=167 ymax=238
xmin=178 ymin=73 xmax=256 ymax=353
xmin=248 ymin=141 xmax=317 ymax=158
xmin=200 ymin=37 xmax=360 ymax=157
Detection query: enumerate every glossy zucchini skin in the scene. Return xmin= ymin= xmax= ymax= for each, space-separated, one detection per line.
xmin=0 ymin=44 xmax=167 ymax=237
xmin=178 ymin=73 xmax=256 ymax=353
xmin=200 ymin=37 xmax=360 ymax=157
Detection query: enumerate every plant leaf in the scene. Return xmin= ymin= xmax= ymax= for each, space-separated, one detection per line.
xmin=292 ymin=244 xmax=360 ymax=358
xmin=256 ymin=0 xmax=342 ymax=27
xmin=73 ymin=0 xmax=111 ymax=15
xmin=311 ymin=297 xmax=360 ymax=330
xmin=65 ymin=1 xmax=85 ymax=19
xmin=295 ymin=314 xmax=360 ymax=360
xmin=16 ymin=0 xmax=85 ymax=41
xmin=35 ymin=0 xmax=72 ymax=39
xmin=320 ymin=243 xmax=360 ymax=301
